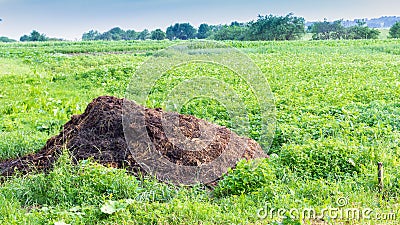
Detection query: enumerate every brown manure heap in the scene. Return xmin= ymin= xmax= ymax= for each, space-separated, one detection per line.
xmin=0 ymin=96 xmax=266 ymax=184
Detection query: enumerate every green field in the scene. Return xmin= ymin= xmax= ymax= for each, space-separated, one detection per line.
xmin=0 ymin=39 xmax=400 ymax=224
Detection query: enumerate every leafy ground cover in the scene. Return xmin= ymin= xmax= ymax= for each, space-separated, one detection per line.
xmin=0 ymin=39 xmax=399 ymax=224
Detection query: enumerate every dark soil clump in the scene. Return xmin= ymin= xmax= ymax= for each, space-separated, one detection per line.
xmin=0 ymin=96 xmax=266 ymax=183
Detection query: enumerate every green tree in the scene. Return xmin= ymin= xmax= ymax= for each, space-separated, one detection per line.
xmin=0 ymin=36 xmax=16 ymax=42
xmin=309 ymin=20 xmax=345 ymax=40
xmin=82 ymin=30 xmax=101 ymax=41
xmin=48 ymin=37 xmax=64 ymax=41
xmin=83 ymin=27 xmax=137 ymax=41
xmin=345 ymin=20 xmax=380 ymax=39
xmin=166 ymin=23 xmax=196 ymax=40
xmin=107 ymin=27 xmax=126 ymax=40
xmin=166 ymin=26 xmax=173 ymax=40
xmin=20 ymin=30 xmax=48 ymax=42
xmin=30 ymin=30 xmax=46 ymax=41
xmin=125 ymin=30 xmax=138 ymax=40
xmin=97 ymin=27 xmax=126 ymax=41
xmin=81 ymin=28 xmax=141 ymax=41
xmin=389 ymin=21 xmax=400 ymax=38
xmin=247 ymin=13 xmax=305 ymax=41
xmin=99 ymin=32 xmax=112 ymax=40
xmin=138 ymin=29 xmax=150 ymax=40
xmin=19 ymin=35 xmax=29 ymax=42
xmin=212 ymin=24 xmax=248 ymax=40
xmin=197 ymin=23 xmax=210 ymax=39
xmin=150 ymin=29 xmax=166 ymax=40
xmin=310 ymin=19 xmax=379 ymax=40
xmin=230 ymin=21 xmax=242 ymax=27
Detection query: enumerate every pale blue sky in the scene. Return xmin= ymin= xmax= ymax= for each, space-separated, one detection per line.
xmin=0 ymin=0 xmax=399 ymax=40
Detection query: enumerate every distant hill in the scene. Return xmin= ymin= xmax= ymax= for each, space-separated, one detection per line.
xmin=306 ymin=16 xmax=400 ymax=28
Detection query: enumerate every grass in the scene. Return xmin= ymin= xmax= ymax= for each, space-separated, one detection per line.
xmin=0 ymin=39 xmax=399 ymax=224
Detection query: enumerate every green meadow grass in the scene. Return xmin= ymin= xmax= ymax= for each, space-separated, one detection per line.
xmin=0 ymin=39 xmax=399 ymax=224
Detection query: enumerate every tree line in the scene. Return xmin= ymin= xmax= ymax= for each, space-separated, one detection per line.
xmin=17 ymin=30 xmax=63 ymax=42
xmin=309 ymin=20 xmax=382 ymax=40
xmin=1 ymin=14 xmax=400 ymax=42
xmin=82 ymin=14 xmax=306 ymax=41
xmin=81 ymin=15 xmax=400 ymax=41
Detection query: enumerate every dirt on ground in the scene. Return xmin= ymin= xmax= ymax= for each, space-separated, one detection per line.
xmin=0 ymin=96 xmax=266 ymax=183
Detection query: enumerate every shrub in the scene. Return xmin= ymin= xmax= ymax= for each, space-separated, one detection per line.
xmin=389 ymin=21 xmax=400 ymax=38
xmin=214 ymin=158 xmax=276 ymax=197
